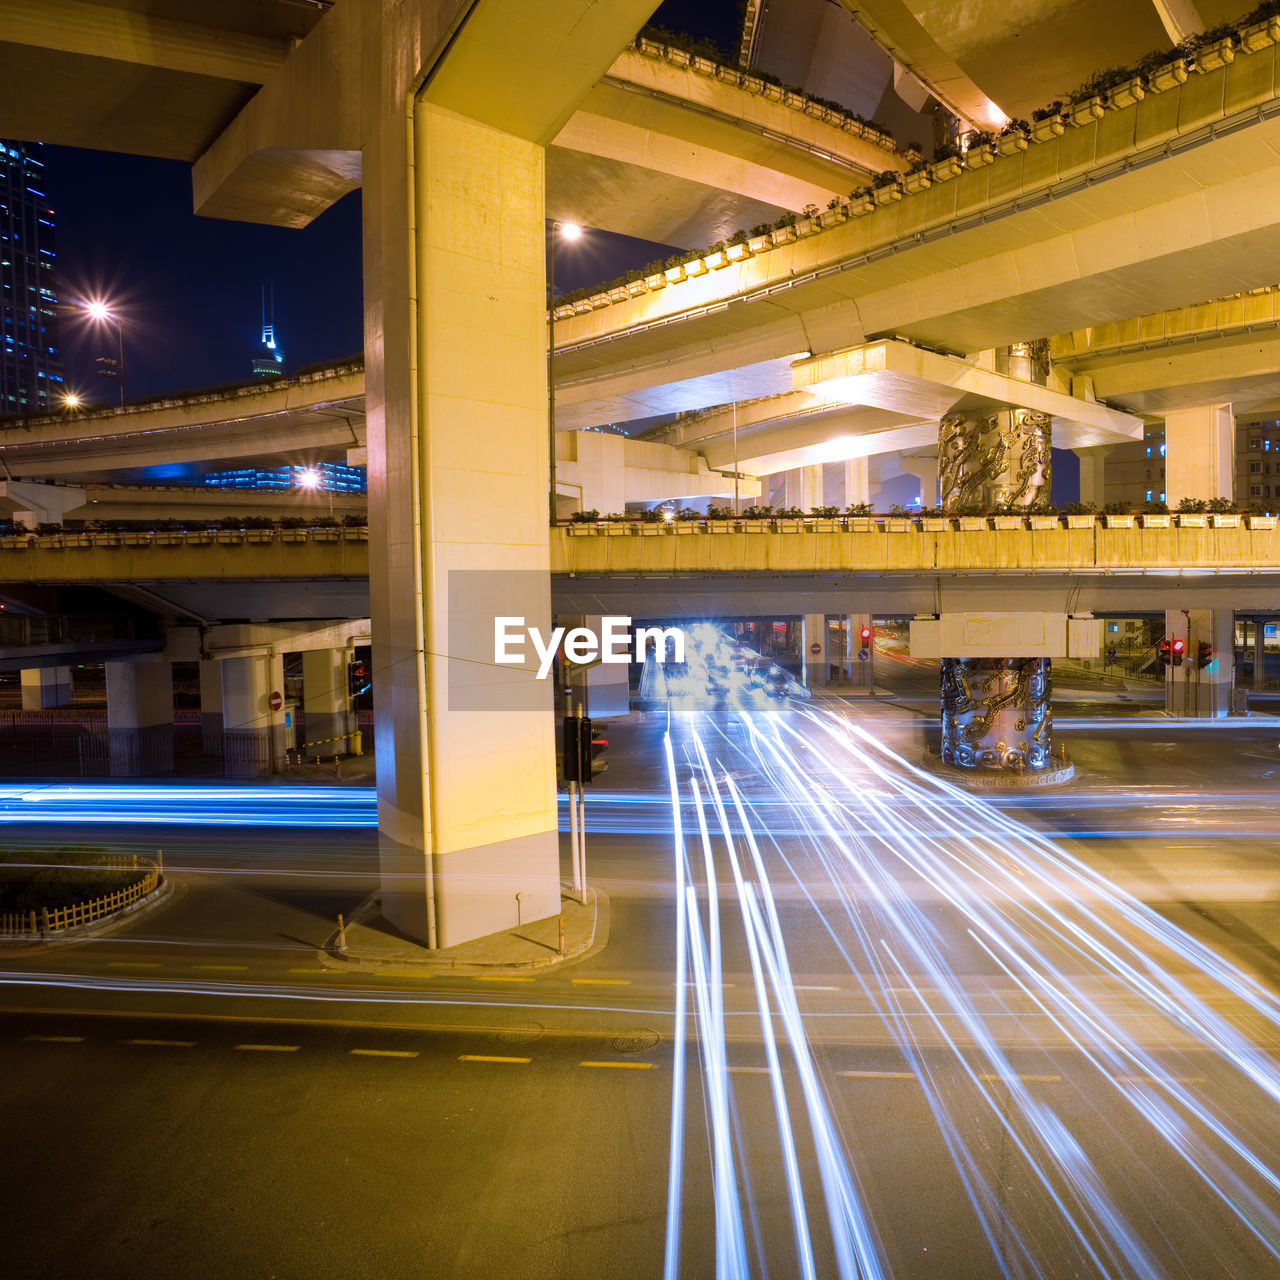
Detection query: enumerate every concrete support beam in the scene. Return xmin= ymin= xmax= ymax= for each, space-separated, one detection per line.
xmin=302 ymin=648 xmax=350 ymax=757
xmin=1164 ymin=608 xmax=1234 ymax=718
xmin=900 ymin=452 xmax=938 ymax=508
xmin=802 ymin=613 xmax=828 ymax=687
xmin=221 ymin=653 xmax=286 ymax=778
xmin=20 ymin=666 xmax=70 ymax=710
xmin=1164 ymin=403 xmax=1234 ymax=510
xmin=784 ymin=465 xmax=824 ymax=511
xmin=0 ymin=0 xmax=289 ymax=84
xmin=1075 ymin=445 xmax=1113 ymax=509
xmin=199 ymin=658 xmax=223 ymax=756
xmin=106 ymin=658 xmax=174 ymax=776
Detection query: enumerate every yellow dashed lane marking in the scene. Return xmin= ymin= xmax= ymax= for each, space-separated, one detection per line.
xmin=571 ymin=978 xmax=631 ymax=986
xmin=196 ymin=964 xmax=249 ymax=972
xmin=124 ymin=1038 xmax=195 ymax=1048
xmin=459 ymin=1054 xmax=531 ymax=1064
xmin=235 ymin=1043 xmax=300 ymax=1053
xmin=350 ymin=1048 xmax=418 ymax=1059
xmin=25 ymin=1034 xmax=84 ymax=1043
xmin=728 ymin=1065 xmax=772 ymax=1075
xmin=580 ymin=1060 xmax=654 ymax=1070
xmin=840 ymin=1070 xmax=917 ymax=1080
xmin=474 ymin=975 xmax=533 ymax=983
xmin=288 ymin=967 xmax=331 ymax=975
xmin=108 ymin=961 xmax=161 ymax=969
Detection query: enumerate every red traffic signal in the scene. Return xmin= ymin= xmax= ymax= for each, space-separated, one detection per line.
xmin=1158 ymin=638 xmax=1172 ymax=667
xmin=1171 ymin=637 xmax=1185 ymax=667
xmin=859 ymin=626 xmax=873 ymax=646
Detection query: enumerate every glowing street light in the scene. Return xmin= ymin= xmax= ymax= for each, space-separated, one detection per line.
xmin=296 ymin=468 xmax=322 ymax=490
xmin=61 ymin=391 xmax=83 ymax=410
xmin=81 ymin=297 xmax=126 ymax=406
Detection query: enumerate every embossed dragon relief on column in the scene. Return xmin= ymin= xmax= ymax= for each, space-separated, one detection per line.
xmin=940 ymin=658 xmax=1053 ymax=771
xmin=938 ymin=408 xmax=1052 ymax=512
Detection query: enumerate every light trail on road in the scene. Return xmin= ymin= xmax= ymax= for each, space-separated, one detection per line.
xmin=662 ymin=662 xmax=1280 ymax=1276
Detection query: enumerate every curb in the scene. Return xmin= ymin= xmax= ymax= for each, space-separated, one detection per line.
xmin=317 ymin=885 xmax=606 ymax=975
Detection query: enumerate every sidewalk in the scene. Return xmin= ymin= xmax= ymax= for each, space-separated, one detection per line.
xmin=320 ymin=884 xmax=607 ymax=975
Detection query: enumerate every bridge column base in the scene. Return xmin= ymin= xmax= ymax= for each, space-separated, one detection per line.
xmin=939 ymin=657 xmax=1057 ymax=774
xmin=220 ymin=653 xmax=286 ymax=777
xmin=302 ymin=649 xmax=351 ymax=758
xmin=21 ymin=666 xmax=71 ymax=710
xmin=106 ymin=658 xmax=173 ymax=777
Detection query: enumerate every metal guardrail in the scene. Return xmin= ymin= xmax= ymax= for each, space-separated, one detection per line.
xmin=0 ymin=528 xmax=369 ymax=549
xmin=0 ymin=854 xmax=161 ymax=938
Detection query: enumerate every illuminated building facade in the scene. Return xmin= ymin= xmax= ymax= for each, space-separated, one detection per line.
xmin=0 ymin=140 xmax=62 ymax=414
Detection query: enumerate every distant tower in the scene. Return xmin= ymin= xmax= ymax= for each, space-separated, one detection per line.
xmin=251 ymin=284 xmax=285 ymax=379
xmin=0 ymin=140 xmax=63 ymax=413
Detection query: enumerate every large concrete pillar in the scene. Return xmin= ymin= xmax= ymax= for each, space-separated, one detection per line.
xmin=901 ymin=452 xmax=939 ymax=508
xmin=1164 ymin=609 xmax=1234 ymax=717
xmin=20 ymin=666 xmax=70 ymax=710
xmin=106 ymin=658 xmax=174 ymax=776
xmin=221 ymin=653 xmax=286 ymax=778
xmin=199 ymin=658 xmax=223 ymax=756
xmin=802 ymin=615 xmax=829 ymax=687
xmin=784 ymin=465 xmax=824 ymax=511
xmin=1164 ymin=403 xmax=1233 ymax=509
xmin=1074 ymin=445 xmax=1113 ymax=508
xmin=939 ymin=341 xmax=1056 ymax=773
xmin=844 ymin=457 xmax=870 ymax=508
xmin=302 ymin=648 xmax=350 ymax=757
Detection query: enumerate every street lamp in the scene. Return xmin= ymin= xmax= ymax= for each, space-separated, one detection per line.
xmin=61 ymin=391 xmax=83 ymax=411
xmin=296 ymin=466 xmax=333 ymax=518
xmin=83 ymin=298 xmax=126 ymax=406
xmin=547 ymin=220 xmax=582 ymax=526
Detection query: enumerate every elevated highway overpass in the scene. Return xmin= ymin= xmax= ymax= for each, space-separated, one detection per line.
xmin=2 ymin=518 xmax=1278 ymax=618
xmin=550 ymin=44 xmax=1280 ymax=427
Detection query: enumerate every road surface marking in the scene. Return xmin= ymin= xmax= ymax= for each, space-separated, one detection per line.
xmin=24 ymin=1034 xmax=84 ymax=1043
xmin=288 ymin=967 xmax=332 ymax=975
xmin=235 ymin=1043 xmax=300 ymax=1053
xmin=108 ymin=961 xmax=161 ymax=969
xmin=474 ymin=975 xmax=534 ymax=983
xmin=793 ymin=985 xmax=839 ymax=991
xmin=840 ymin=1070 xmax=917 ymax=1080
xmin=196 ymin=964 xmax=249 ymax=972
xmin=979 ymin=1074 xmax=1061 ymax=1083
xmin=350 ymin=1048 xmax=418 ymax=1058
xmin=571 ymin=978 xmax=631 ymax=985
xmin=124 ymin=1038 xmax=195 ymax=1048
xmin=728 ymin=1065 xmax=772 ymax=1074
xmin=580 ymin=1060 xmax=654 ymax=1070
xmin=459 ymin=1054 xmax=531 ymax=1064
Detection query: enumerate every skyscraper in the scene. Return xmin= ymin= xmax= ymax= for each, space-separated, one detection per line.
xmin=250 ymin=283 xmax=285 ymax=379
xmin=0 ymin=140 xmax=62 ymax=414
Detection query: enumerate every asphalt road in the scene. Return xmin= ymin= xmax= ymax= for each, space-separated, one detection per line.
xmin=4 ymin=701 xmax=1280 ymax=1277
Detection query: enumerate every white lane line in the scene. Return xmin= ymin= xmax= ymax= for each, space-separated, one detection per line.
xmin=793 ymin=985 xmax=839 ymax=991
xmin=978 ymin=1073 xmax=1062 ymax=1084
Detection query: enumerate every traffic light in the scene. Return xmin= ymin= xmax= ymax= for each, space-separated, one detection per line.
xmin=585 ymin=718 xmax=608 ymax=782
xmin=347 ymin=659 xmax=367 ymax=698
xmin=1197 ymin=641 xmax=1214 ymax=670
xmin=562 ymin=716 xmax=607 ymax=785
xmin=1171 ymin=637 xmax=1185 ymax=667
xmin=859 ymin=625 xmax=873 ymax=656
xmin=1158 ymin=638 xmax=1172 ymax=667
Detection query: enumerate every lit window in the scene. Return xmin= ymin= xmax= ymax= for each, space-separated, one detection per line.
xmin=1159 ymin=443 xmax=1166 ymax=457
xmin=1145 ymin=490 xmax=1153 ymax=501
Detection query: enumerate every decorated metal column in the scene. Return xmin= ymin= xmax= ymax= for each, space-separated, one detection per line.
xmin=938 ymin=341 xmax=1055 ymax=773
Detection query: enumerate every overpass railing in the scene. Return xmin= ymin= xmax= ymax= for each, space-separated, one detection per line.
xmin=554 ymin=511 xmax=1280 ymax=574
xmin=0 ymin=527 xmax=369 ymax=550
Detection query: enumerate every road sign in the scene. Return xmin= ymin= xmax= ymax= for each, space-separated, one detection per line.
xmin=858 ymin=650 xmax=869 ymax=661
xmin=1106 ymin=646 xmax=1117 ymax=664
xmin=810 ymin=643 xmax=821 ymax=655
xmin=269 ymin=690 xmax=283 ymax=712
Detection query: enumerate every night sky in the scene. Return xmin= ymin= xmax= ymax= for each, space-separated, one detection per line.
xmin=46 ymin=1 xmax=739 ymax=406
